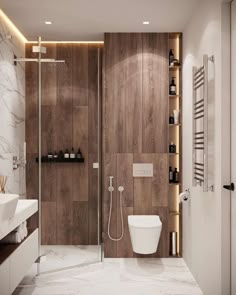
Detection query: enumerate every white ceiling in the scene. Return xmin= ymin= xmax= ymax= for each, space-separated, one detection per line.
xmin=0 ymin=0 xmax=199 ymax=41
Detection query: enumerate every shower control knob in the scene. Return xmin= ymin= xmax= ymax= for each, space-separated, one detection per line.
xmin=108 ymin=186 xmax=114 ymax=192
xmin=223 ymin=182 xmax=235 ymax=191
xmin=118 ymin=186 xmax=124 ymax=192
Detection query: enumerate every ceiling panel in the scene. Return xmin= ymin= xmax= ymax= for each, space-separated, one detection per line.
xmin=0 ymin=0 xmax=199 ymax=41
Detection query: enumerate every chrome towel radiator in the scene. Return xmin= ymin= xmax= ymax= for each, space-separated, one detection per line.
xmin=192 ymin=55 xmax=214 ymax=192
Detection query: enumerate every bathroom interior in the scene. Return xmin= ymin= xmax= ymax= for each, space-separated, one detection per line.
xmin=0 ymin=0 xmax=234 ymax=294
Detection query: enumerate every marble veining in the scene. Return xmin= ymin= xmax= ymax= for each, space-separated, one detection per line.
xmin=14 ymin=258 xmax=203 ymax=295
xmin=39 ymin=245 xmax=100 ymax=273
xmin=0 ymin=15 xmax=26 ymax=197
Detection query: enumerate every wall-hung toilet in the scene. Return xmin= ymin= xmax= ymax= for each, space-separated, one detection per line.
xmin=128 ymin=215 xmax=162 ymax=254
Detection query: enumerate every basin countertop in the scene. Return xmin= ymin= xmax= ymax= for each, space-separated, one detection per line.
xmin=0 ymin=199 xmax=38 ymax=240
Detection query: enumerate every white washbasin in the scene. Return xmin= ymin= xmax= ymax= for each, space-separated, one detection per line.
xmin=0 ymin=194 xmax=19 ymax=222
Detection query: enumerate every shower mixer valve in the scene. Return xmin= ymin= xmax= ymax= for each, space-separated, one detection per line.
xmin=108 ymin=176 xmax=114 ymax=192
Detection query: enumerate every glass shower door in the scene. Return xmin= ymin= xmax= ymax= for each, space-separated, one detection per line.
xmin=25 ymin=41 xmax=102 ymax=275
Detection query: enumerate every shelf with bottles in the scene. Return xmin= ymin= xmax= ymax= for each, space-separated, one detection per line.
xmin=35 ymin=148 xmax=84 ymax=163
xmin=169 ymin=95 xmax=181 ymax=99
xmin=169 ymin=124 xmax=181 ymax=127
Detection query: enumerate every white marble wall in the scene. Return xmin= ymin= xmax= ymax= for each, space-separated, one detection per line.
xmin=0 ymin=16 xmax=26 ymax=197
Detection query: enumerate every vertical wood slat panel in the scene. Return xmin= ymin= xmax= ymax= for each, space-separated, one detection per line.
xmin=41 ymin=44 xmax=57 ymax=106
xmin=88 ymin=153 xmax=98 ymax=245
xmin=72 ymin=106 xmax=88 ymax=201
xmin=103 ymin=153 xmax=117 ymax=257
xmin=142 ymin=33 xmax=169 ymax=153
xmin=88 ymin=45 xmax=99 ymax=154
xmin=56 ymin=166 xmax=73 ymax=244
xmin=152 ymin=207 xmax=169 ymax=257
xmin=42 ymin=202 xmax=57 ymax=244
xmin=104 ymin=33 xmax=142 ymax=153
xmin=26 ymin=43 xmax=101 ymax=245
xmin=73 ymin=201 xmax=89 ymax=245
xmin=117 ymin=207 xmax=134 ymax=258
xmin=117 ymin=153 xmax=133 ymax=207
xmin=152 ymin=154 xmax=169 ymax=207
xmin=72 ymin=44 xmax=88 ymax=106
xmin=133 ymin=154 xmax=153 ymax=215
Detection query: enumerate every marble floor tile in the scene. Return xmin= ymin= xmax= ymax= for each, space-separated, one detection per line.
xmin=13 ymin=257 xmax=203 ymax=295
xmin=39 ymin=245 xmax=100 ymax=273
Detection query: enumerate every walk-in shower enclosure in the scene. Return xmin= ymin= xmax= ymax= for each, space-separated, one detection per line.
xmin=22 ymin=37 xmax=102 ymax=274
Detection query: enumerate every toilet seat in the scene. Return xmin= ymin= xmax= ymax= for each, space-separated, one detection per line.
xmin=128 ymin=215 xmax=162 ymax=254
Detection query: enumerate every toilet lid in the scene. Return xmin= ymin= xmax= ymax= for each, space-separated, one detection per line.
xmin=128 ymin=215 xmax=162 ymax=228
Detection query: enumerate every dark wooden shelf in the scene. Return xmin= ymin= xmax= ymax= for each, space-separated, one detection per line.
xmin=0 ymin=229 xmax=35 ymax=265
xmin=36 ymin=157 xmax=85 ymax=163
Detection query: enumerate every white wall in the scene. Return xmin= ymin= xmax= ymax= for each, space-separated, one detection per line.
xmin=182 ymin=0 xmax=230 ymax=294
xmin=0 ymin=12 xmax=26 ymax=197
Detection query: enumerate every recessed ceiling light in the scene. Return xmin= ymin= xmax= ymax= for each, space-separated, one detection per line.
xmin=143 ymin=21 xmax=150 ymax=25
xmin=45 ymin=21 xmax=52 ymax=25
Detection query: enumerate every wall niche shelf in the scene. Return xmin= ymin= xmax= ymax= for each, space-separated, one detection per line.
xmin=169 ymin=211 xmax=181 ymax=216
xmin=36 ymin=158 xmax=85 ymax=163
xmin=168 ymin=32 xmax=182 ymax=258
xmin=169 ymin=95 xmax=181 ymax=99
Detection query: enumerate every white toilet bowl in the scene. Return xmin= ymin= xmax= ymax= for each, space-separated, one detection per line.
xmin=128 ymin=215 xmax=162 ymax=254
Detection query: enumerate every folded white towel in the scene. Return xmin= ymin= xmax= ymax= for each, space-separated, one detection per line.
xmin=0 ymin=232 xmax=22 ymax=244
xmin=0 ymin=221 xmax=28 ymax=244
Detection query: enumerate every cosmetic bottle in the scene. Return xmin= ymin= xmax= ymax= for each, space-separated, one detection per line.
xmin=70 ymin=147 xmax=75 ymax=159
xmin=169 ymin=142 xmax=176 ymax=153
xmin=173 ymin=168 xmax=179 ymax=183
xmin=169 ymin=77 xmax=176 ymax=95
xmin=169 ymin=166 xmax=173 ymax=183
xmin=47 ymin=152 xmax=53 ymax=160
xmin=64 ymin=149 xmax=70 ymax=159
xmin=77 ymin=148 xmax=82 ymax=159
xmin=173 ymin=110 xmax=180 ymax=124
xmin=169 ymin=49 xmax=174 ymax=66
xmin=169 ymin=115 xmax=174 ymax=124
xmin=53 ymin=151 xmax=58 ymax=160
xmin=58 ymin=150 xmax=64 ymax=159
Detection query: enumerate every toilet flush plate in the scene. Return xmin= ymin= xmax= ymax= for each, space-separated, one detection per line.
xmin=133 ymin=163 xmax=153 ymax=177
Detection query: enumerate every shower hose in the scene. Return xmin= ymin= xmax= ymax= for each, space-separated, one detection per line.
xmin=107 ymin=186 xmax=124 ymax=241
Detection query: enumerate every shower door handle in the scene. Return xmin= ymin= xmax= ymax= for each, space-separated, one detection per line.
xmin=223 ymin=183 xmax=235 ymax=191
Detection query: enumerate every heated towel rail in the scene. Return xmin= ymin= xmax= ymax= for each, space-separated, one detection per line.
xmin=192 ymin=55 xmax=214 ymax=192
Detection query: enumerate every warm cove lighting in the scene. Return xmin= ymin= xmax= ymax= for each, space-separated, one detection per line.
xmin=28 ymin=41 xmax=104 ymax=44
xmin=143 ymin=21 xmax=150 ymax=25
xmin=0 ymin=9 xmax=28 ymax=43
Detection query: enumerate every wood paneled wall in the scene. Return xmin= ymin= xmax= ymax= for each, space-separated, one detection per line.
xmin=26 ymin=43 xmax=102 ymax=245
xmin=103 ymin=33 xmax=169 ymax=257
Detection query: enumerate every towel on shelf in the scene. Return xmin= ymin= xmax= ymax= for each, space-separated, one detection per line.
xmin=0 ymin=221 xmax=28 ymax=244
xmin=0 ymin=231 xmax=22 ymax=244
